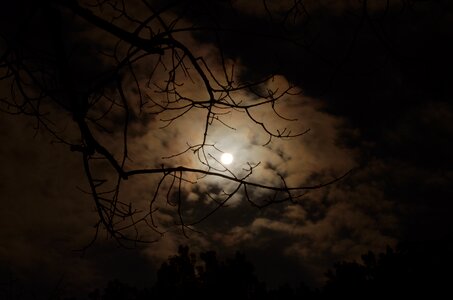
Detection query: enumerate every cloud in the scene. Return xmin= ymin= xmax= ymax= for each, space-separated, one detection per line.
xmin=0 ymin=114 xmax=104 ymax=295
xmin=203 ymin=157 xmax=401 ymax=286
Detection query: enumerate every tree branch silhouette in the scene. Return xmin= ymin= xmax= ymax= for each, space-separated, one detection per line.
xmin=0 ymin=0 xmax=352 ymax=245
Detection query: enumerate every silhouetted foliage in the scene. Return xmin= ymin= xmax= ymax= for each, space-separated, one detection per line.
xmin=83 ymin=242 xmax=453 ymax=300
xmin=154 ymin=245 xmax=198 ymax=297
xmin=88 ymin=279 xmax=152 ymax=300
xmin=324 ymin=241 xmax=453 ymax=298
xmin=153 ymin=245 xmax=266 ymax=300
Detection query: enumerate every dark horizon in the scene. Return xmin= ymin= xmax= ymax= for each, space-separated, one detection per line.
xmin=3 ymin=241 xmax=452 ymax=299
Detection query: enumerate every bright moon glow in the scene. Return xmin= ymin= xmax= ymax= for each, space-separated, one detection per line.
xmin=220 ymin=153 xmax=234 ymax=165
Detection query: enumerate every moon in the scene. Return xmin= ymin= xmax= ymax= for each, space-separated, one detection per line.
xmin=220 ymin=152 xmax=234 ymax=165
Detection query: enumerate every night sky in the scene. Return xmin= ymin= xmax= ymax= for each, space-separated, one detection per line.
xmin=1 ymin=0 xmax=453 ymax=298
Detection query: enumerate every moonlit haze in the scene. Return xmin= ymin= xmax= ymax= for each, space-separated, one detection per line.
xmin=220 ymin=153 xmax=234 ymax=165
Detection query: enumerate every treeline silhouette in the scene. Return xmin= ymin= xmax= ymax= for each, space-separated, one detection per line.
xmin=2 ymin=241 xmax=451 ymax=299
xmin=84 ymin=241 xmax=452 ymax=300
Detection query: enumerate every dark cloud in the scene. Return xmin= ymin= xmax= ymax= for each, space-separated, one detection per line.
xmin=0 ymin=113 xmax=163 ymax=297
xmin=150 ymin=0 xmax=453 ymax=287
xmin=182 ymin=0 xmax=453 ymax=146
xmin=194 ymin=0 xmax=453 ymax=236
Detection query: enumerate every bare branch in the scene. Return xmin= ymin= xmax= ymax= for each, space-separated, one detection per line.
xmin=0 ymin=0 xmax=354 ymax=246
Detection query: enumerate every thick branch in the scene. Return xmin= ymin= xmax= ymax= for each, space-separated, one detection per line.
xmin=126 ymin=166 xmax=354 ymax=192
xmin=56 ymin=0 xmax=164 ymax=54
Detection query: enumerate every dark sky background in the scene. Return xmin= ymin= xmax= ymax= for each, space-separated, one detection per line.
xmin=1 ymin=0 xmax=453 ymax=298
